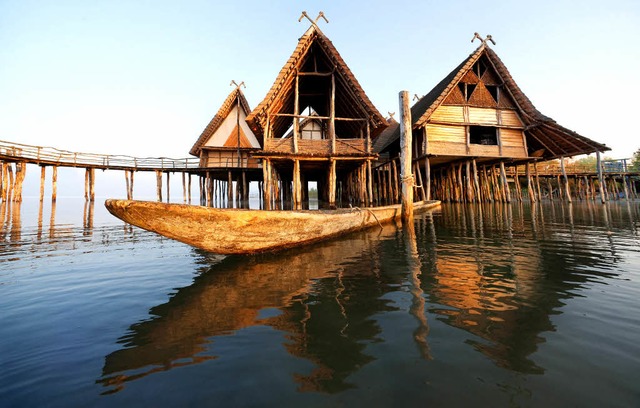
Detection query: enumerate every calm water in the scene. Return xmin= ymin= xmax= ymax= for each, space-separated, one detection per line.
xmin=1 ymin=198 xmax=639 ymax=407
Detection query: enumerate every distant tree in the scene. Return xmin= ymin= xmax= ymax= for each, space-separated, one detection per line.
xmin=631 ymin=149 xmax=640 ymax=171
xmin=571 ymin=155 xmax=597 ymax=172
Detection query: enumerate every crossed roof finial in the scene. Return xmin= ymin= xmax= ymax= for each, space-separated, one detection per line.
xmin=230 ymin=80 xmax=246 ymax=89
xmin=299 ymin=11 xmax=329 ymax=28
xmin=471 ymin=32 xmax=496 ymax=45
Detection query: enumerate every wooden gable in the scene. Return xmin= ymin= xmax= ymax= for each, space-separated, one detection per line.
xmin=222 ymin=124 xmax=254 ymax=148
xmin=246 ymin=25 xmax=387 ymax=141
xmin=190 ymin=88 xmax=260 ymax=156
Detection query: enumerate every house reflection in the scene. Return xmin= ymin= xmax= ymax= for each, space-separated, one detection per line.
xmin=420 ymin=203 xmax=625 ymax=374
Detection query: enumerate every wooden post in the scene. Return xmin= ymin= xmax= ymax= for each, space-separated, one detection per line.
xmin=387 ymin=164 xmax=393 ymax=203
xmin=182 ymin=172 xmax=187 ymax=203
xmin=263 ymin=159 xmax=272 ymax=210
xmin=534 ymin=161 xmax=542 ymax=201
xmin=514 ymin=165 xmax=523 ymax=202
xmin=367 ymin=159 xmax=373 ymax=206
xmin=125 ymin=170 xmax=131 ymax=200
xmin=465 ymin=161 xmax=473 ymax=202
xmin=204 ymin=172 xmax=210 ymax=206
xmin=13 ymin=162 xmax=26 ymax=202
xmin=6 ymin=164 xmax=14 ymax=201
xmin=399 ymin=90 xmax=413 ymax=221
xmin=40 ymin=166 xmax=46 ymax=202
xmin=472 ymin=159 xmax=480 ymax=202
xmin=526 ymin=163 xmax=536 ymax=202
xmin=491 ymin=166 xmax=502 ymax=202
xmin=622 ymin=175 xmax=630 ymax=201
xmin=328 ymin=159 xmax=336 ymax=207
xmin=457 ymin=163 xmax=464 ymax=202
xmin=560 ymin=156 xmax=572 ymax=203
xmin=392 ymin=160 xmax=399 ymax=203
xmin=228 ymin=171 xmax=233 ymax=207
xmin=188 ymin=173 xmax=192 ymax=204
xmin=547 ymin=177 xmax=554 ymax=201
xmin=500 ymin=162 xmax=511 ymax=203
xmin=165 ymin=172 xmax=171 ymax=203
xmin=293 ymin=74 xmax=300 ymax=154
xmin=596 ymin=151 xmax=606 ymax=203
xmin=89 ymin=168 xmax=95 ymax=202
xmin=425 ymin=157 xmax=431 ymax=201
xmin=293 ymin=159 xmax=301 ymax=210
xmin=155 ymin=170 xmax=162 ymax=202
xmin=415 ymin=161 xmax=425 ymax=201
xmin=611 ymin=176 xmax=620 ymax=200
xmin=330 ymin=72 xmax=336 ymax=154
xmin=84 ymin=168 xmax=90 ymax=201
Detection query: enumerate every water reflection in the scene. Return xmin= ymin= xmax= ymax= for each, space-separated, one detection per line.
xmin=94 ymin=201 xmax=639 ymax=396
xmin=0 ymin=200 xmax=22 ymax=244
xmin=421 ymin=202 xmax=632 ymax=374
xmin=98 ymin=223 xmax=406 ymax=394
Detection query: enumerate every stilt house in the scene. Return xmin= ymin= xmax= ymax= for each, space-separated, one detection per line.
xmin=246 ymin=22 xmax=387 ymax=209
xmin=190 ymin=86 xmax=261 ymax=168
xmin=375 ymin=40 xmax=609 ymax=203
xmin=189 ymin=86 xmax=262 ymax=205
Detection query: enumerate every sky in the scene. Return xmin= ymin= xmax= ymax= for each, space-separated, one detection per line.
xmin=1 ymin=0 xmax=639 ymax=165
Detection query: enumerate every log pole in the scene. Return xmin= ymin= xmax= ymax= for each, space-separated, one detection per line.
xmin=399 ymin=90 xmax=413 ymax=221
xmin=560 ymin=157 xmax=572 ymax=203
xmin=425 ymin=157 xmax=431 ymax=201
xmin=526 ymin=163 xmax=536 ymax=202
xmin=125 ymin=170 xmax=131 ymax=200
xmin=500 ymin=162 xmax=511 ymax=203
xmin=293 ymin=159 xmax=301 ymax=210
xmin=596 ymin=152 xmax=606 ymax=203
xmin=40 ymin=166 xmax=46 ymax=202
xmin=89 ymin=168 xmax=95 ymax=202
xmin=13 ymin=162 xmax=26 ymax=202
xmin=155 ymin=170 xmax=162 ymax=202
xmin=51 ymin=166 xmax=57 ymax=202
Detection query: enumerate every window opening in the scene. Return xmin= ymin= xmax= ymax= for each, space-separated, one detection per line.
xmin=469 ymin=126 xmax=498 ymax=145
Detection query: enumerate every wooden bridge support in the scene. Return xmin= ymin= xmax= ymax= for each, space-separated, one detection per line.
xmin=124 ymin=170 xmax=134 ymax=200
xmin=155 ymin=170 xmax=162 ymax=202
xmin=52 ymin=166 xmax=58 ymax=202
xmin=40 ymin=166 xmax=46 ymax=202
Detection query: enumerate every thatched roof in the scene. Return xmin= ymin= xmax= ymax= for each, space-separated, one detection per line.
xmin=245 ymin=24 xmax=387 ymax=140
xmin=383 ymin=44 xmax=608 ymax=159
xmin=372 ymin=117 xmax=399 ymax=154
xmin=189 ymin=87 xmax=256 ymax=157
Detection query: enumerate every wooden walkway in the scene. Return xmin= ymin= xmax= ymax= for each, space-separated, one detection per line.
xmin=0 ymin=139 xmax=200 ymax=171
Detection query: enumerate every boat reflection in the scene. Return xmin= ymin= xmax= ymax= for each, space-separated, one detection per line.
xmin=98 ymin=222 xmax=408 ymax=394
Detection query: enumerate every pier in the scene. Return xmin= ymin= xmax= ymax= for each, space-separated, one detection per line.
xmin=0 ymin=139 xmax=242 ymax=205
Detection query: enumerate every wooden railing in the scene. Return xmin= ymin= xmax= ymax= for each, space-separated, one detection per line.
xmin=507 ymin=158 xmax=636 ymax=176
xmin=263 ymin=138 xmax=368 ymax=155
xmin=0 ymin=139 xmax=200 ymax=170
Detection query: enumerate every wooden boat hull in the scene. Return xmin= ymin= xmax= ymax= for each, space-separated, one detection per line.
xmin=104 ymin=199 xmax=440 ymax=254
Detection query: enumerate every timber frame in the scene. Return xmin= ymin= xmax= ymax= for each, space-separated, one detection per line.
xmin=246 ymin=23 xmax=387 ymax=209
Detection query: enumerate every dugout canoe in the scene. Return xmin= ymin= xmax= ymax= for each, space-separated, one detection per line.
xmin=104 ymin=199 xmax=440 ymax=255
